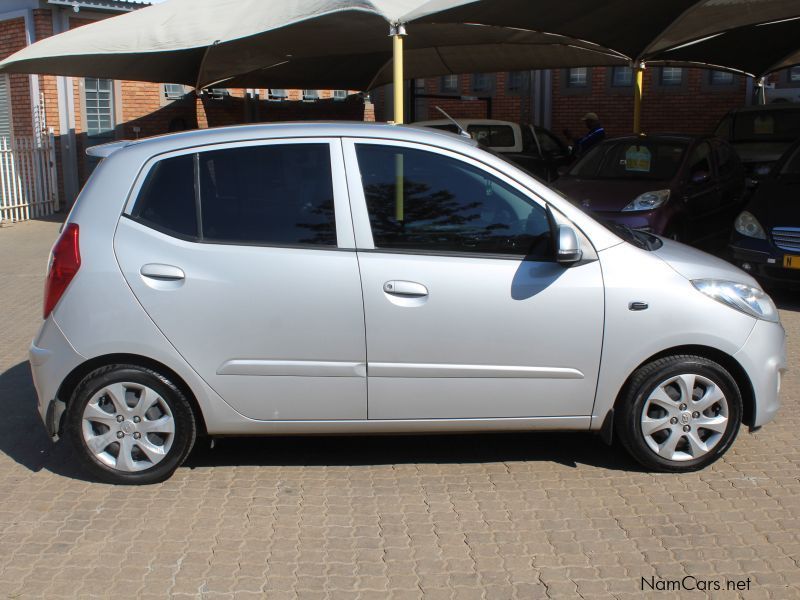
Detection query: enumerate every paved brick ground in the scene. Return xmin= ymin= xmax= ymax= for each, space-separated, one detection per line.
xmin=0 ymin=218 xmax=798 ymax=599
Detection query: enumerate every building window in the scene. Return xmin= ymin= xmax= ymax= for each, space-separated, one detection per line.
xmin=709 ymin=70 xmax=734 ymax=85
xmin=566 ymin=68 xmax=588 ymax=88
xmin=660 ymin=67 xmax=683 ymax=86
xmin=0 ymin=75 xmax=12 ymax=141
xmin=302 ymin=89 xmax=319 ymax=101
xmin=611 ymin=66 xmax=633 ymax=87
xmin=84 ymin=78 xmax=115 ymax=137
xmin=163 ymin=83 xmax=185 ymax=101
xmin=471 ymin=73 xmax=494 ymax=92
xmin=507 ymin=71 xmax=528 ymax=93
xmin=268 ymin=89 xmax=288 ymax=101
xmin=333 ymin=90 xmax=348 ymax=101
xmin=440 ymin=74 xmax=459 ymax=93
xmin=789 ymin=67 xmax=800 ymax=82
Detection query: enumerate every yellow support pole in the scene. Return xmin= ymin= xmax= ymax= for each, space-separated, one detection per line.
xmin=633 ymin=62 xmax=645 ymax=134
xmin=391 ymin=24 xmax=406 ymax=124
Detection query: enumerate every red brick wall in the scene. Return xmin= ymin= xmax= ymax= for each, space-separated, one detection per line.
xmin=551 ymin=66 xmax=747 ymax=141
xmin=0 ymin=17 xmax=32 ymax=138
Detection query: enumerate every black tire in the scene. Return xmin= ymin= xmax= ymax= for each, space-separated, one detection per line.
xmin=615 ymin=355 xmax=742 ymax=472
xmin=65 ymin=364 xmax=196 ymax=485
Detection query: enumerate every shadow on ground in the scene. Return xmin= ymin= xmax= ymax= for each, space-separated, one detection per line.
xmin=0 ymin=360 xmax=642 ymax=483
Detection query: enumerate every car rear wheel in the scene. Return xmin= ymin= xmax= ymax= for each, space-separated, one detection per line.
xmin=615 ymin=355 xmax=742 ymax=472
xmin=65 ymin=364 xmax=196 ymax=484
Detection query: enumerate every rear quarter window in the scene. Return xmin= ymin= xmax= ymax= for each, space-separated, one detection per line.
xmin=132 ymin=154 xmax=197 ymax=237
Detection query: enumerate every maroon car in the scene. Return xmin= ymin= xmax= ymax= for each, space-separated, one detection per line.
xmin=552 ymin=134 xmax=745 ymax=244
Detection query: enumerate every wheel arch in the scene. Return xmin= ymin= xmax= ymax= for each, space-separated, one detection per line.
xmin=56 ymin=353 xmax=208 ymax=437
xmin=612 ymin=344 xmax=755 ymax=427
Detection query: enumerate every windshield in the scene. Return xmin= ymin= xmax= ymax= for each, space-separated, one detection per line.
xmin=568 ymin=140 xmax=687 ymax=181
xmin=728 ymin=109 xmax=800 ymax=143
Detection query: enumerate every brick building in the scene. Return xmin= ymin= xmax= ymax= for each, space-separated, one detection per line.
xmin=374 ymin=65 xmax=800 ymax=141
xmin=0 ymin=0 xmax=371 ymax=208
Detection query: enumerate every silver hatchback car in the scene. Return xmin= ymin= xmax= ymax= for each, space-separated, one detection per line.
xmin=30 ymin=123 xmax=786 ymax=484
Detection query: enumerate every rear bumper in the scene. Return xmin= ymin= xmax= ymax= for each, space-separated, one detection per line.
xmin=734 ymin=319 xmax=787 ymax=428
xmin=29 ymin=317 xmax=85 ymax=438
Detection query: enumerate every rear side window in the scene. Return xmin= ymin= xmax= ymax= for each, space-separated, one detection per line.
xmin=132 ymin=154 xmax=197 ymax=237
xmin=198 ymin=144 xmax=335 ymax=245
xmin=132 ymin=143 xmax=336 ymax=246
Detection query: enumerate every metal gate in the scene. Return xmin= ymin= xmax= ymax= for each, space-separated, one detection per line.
xmin=0 ymin=132 xmax=60 ymax=224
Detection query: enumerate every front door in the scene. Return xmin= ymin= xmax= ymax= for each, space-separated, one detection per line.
xmin=343 ymin=139 xmax=604 ymax=421
xmin=114 ymin=139 xmax=367 ymax=421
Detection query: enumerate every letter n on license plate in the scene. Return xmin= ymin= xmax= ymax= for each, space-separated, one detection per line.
xmin=784 ymin=255 xmax=800 ymax=270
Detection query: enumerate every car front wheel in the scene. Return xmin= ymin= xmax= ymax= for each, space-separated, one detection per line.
xmin=616 ymin=355 xmax=742 ymax=472
xmin=65 ymin=364 xmax=196 ymax=484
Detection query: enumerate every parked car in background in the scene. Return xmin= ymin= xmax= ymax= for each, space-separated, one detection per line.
xmin=552 ymin=134 xmax=745 ymax=244
xmin=729 ymin=138 xmax=800 ymax=288
xmin=414 ymin=118 xmax=570 ymax=181
xmin=31 ymin=123 xmax=784 ymax=484
xmin=714 ymin=104 xmax=800 ymax=180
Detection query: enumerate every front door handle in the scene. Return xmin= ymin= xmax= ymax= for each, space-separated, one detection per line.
xmin=383 ymin=280 xmax=428 ymax=297
xmin=140 ymin=263 xmax=185 ymax=281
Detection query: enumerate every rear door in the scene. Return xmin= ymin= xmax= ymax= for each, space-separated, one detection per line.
xmin=114 ymin=138 xmax=367 ymax=421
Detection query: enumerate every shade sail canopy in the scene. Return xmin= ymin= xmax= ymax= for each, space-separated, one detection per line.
xmin=0 ymin=0 xmax=626 ymax=89
xmin=644 ymin=17 xmax=800 ymax=77
xmin=0 ymin=0 xmax=799 ymax=89
xmin=409 ymin=0 xmax=800 ymax=69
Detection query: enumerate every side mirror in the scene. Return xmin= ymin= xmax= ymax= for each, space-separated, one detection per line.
xmin=691 ymin=170 xmax=710 ymax=184
xmin=556 ymin=225 xmax=582 ymax=265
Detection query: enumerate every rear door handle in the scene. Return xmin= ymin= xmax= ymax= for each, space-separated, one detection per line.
xmin=383 ymin=280 xmax=428 ymax=297
xmin=140 ymin=263 xmax=185 ymax=281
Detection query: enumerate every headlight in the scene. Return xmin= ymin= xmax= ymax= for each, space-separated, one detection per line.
xmin=621 ymin=190 xmax=670 ymax=212
xmin=692 ymin=279 xmax=779 ymax=322
xmin=734 ymin=211 xmax=766 ymax=239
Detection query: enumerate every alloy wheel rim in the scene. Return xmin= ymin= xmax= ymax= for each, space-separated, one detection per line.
xmin=81 ymin=382 xmax=175 ymax=472
xmin=640 ymin=373 xmax=729 ymax=462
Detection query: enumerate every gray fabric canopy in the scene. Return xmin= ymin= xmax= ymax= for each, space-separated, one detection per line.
xmin=0 ymin=0 xmax=798 ymax=89
xmin=0 ymin=0 xmax=627 ymax=89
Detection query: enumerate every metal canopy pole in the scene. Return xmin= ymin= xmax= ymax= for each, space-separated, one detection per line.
xmin=633 ymin=62 xmax=645 ymax=134
xmin=390 ymin=23 xmax=407 ymax=124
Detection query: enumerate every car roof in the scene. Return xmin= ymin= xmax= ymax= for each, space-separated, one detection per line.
xmin=88 ymin=121 xmax=479 ymax=158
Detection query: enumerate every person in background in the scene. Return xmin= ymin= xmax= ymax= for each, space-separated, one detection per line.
xmin=563 ymin=112 xmax=606 ymax=158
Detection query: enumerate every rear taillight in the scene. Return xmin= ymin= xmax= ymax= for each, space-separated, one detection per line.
xmin=43 ymin=223 xmax=81 ymax=319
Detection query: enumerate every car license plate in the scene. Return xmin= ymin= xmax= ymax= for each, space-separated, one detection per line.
xmin=784 ymin=255 xmax=800 ymax=270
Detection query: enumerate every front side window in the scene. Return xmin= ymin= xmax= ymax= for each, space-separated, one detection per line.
xmin=84 ymin=78 xmax=115 ymax=137
xmin=355 ymin=144 xmax=552 ymax=258
xmin=789 ymin=66 xmax=800 ymax=83
xmin=133 ymin=144 xmax=336 ymax=246
xmin=687 ymin=142 xmax=712 ymax=179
